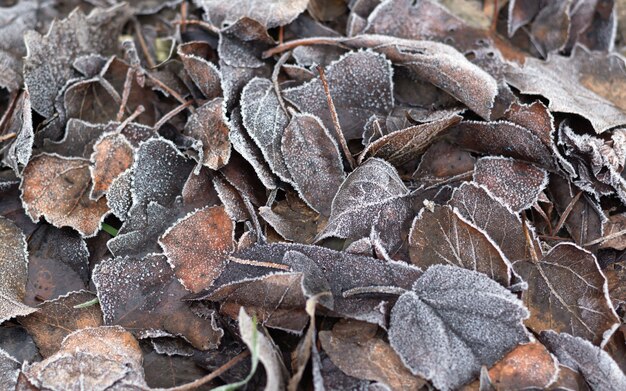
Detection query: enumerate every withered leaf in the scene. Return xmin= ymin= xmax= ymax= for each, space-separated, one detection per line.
xmin=22 ymin=326 xmax=148 ymax=390
xmin=284 ymin=50 xmax=394 ymax=140
xmin=195 ymin=0 xmax=309 ymax=28
xmin=0 ymin=217 xmax=36 ymax=323
xmin=514 ymin=243 xmax=619 ymax=345
xmin=0 ymin=348 xmax=20 ymax=390
xmin=93 ymin=254 xmax=224 ymax=350
xmin=107 ymin=168 xmax=133 ymax=220
xmin=89 ymin=132 xmax=134 ymax=200
xmin=282 ymin=113 xmax=345 ymax=216
xmin=160 ymin=205 xmax=235 ymax=293
xmin=473 ymin=157 xmax=548 ymax=212
xmin=23 ymin=5 xmax=131 ymax=117
xmin=19 ymin=290 xmax=103 ymax=358
xmin=184 ymin=98 xmax=232 ymax=170
xmin=409 ymin=205 xmax=512 ymax=286
xmin=177 ymin=41 xmax=222 ymax=100
xmin=0 ymin=0 xmax=39 ymax=91
xmin=319 ymin=320 xmax=426 ymax=390
xmin=359 ymin=114 xmax=462 ymax=166
xmin=259 ymin=192 xmax=322 ymax=244
xmin=1 ymin=91 xmax=33 ymax=175
xmin=389 ymin=265 xmax=530 ymax=391
xmin=20 ymin=154 xmax=109 ymax=237
xmin=541 ymin=331 xmax=626 ymax=391
xmin=413 ymin=140 xmax=475 ymax=185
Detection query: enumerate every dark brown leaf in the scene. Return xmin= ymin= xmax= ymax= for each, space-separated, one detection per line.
xmin=89 ymin=132 xmax=134 ymax=200
xmin=184 ymin=98 xmax=232 ymax=170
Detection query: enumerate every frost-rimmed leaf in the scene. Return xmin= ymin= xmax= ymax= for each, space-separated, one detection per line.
xmin=89 ymin=132 xmax=134 ymax=200
xmin=20 ymin=154 xmax=110 ymax=237
xmin=159 ymin=205 xmax=235 ymax=293
xmin=409 ymin=205 xmax=512 ymax=286
xmin=241 ymin=77 xmax=291 ymax=182
xmin=177 ymin=41 xmax=222 ymax=100
xmin=23 ymin=5 xmax=131 ymax=117
xmin=0 ymin=0 xmax=39 ymax=91
xmin=389 ymin=264 xmax=530 ymax=391
xmin=514 ymin=243 xmax=619 ymax=345
xmin=540 ymin=331 xmax=626 ymax=391
xmin=107 ymin=168 xmax=133 ymax=220
xmin=1 ymin=91 xmax=33 ymax=176
xmin=281 ymin=113 xmax=345 ymax=216
xmin=194 ymin=0 xmax=308 ymax=28
xmin=93 ymin=253 xmax=224 ymax=350
xmin=184 ymin=98 xmax=231 ymax=171
xmin=473 ymin=157 xmax=548 ymax=212
xmin=22 ymin=326 xmax=148 ymax=390
xmin=0 ymin=348 xmax=20 ymax=390
xmin=0 ymin=217 xmax=36 ymax=323
xmin=259 ymin=193 xmax=322 ymax=244
xmin=284 ymin=50 xmax=394 ymax=140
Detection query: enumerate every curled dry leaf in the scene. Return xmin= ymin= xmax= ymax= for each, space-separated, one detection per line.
xmin=19 ymin=290 xmax=103 ymax=358
xmin=389 ymin=265 xmax=530 ymax=391
xmin=20 ymin=154 xmax=110 ymax=237
xmin=540 ymin=331 xmax=626 ymax=391
xmin=281 ymin=113 xmax=345 ymax=216
xmin=93 ymin=254 xmax=224 ymax=350
xmin=0 ymin=217 xmax=36 ymax=323
xmin=195 ymin=0 xmax=309 ymax=28
xmin=184 ymin=98 xmax=232 ymax=170
xmin=22 ymin=326 xmax=148 ymax=390
xmin=160 ymin=205 xmax=235 ymax=293
xmin=513 ymin=243 xmax=619 ymax=345
xmin=89 ymin=132 xmax=134 ymax=200
xmin=473 ymin=157 xmax=548 ymax=212
xmin=409 ymin=205 xmax=512 ymax=286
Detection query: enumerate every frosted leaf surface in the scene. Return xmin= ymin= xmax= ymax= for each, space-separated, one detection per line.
xmin=194 ymin=0 xmax=309 ymax=28
xmin=22 ymin=326 xmax=148 ymax=390
xmin=514 ymin=243 xmax=619 ymax=345
xmin=0 ymin=0 xmax=39 ymax=91
xmin=184 ymin=98 xmax=231 ymax=170
xmin=159 ymin=206 xmax=235 ymax=293
xmin=93 ymin=254 xmax=223 ymax=350
xmin=1 ymin=91 xmax=33 ymax=175
xmin=20 ymin=154 xmax=109 ymax=237
xmin=241 ymin=77 xmax=292 ymax=181
xmin=0 ymin=348 xmax=20 ymax=390
xmin=284 ymin=51 xmax=394 ymax=140
xmin=389 ymin=265 xmax=530 ymax=391
xmin=177 ymin=41 xmax=223 ymax=99
xmin=218 ymin=18 xmax=275 ymax=69
xmin=473 ymin=157 xmax=548 ymax=212
xmin=107 ymin=168 xmax=133 ymax=220
xmin=259 ymin=193 xmax=322 ymax=244
xmin=281 ymin=113 xmax=345 ymax=216
xmin=23 ymin=5 xmax=131 ymax=117
xmin=89 ymin=132 xmax=134 ymax=200
xmin=540 ymin=331 xmax=626 ymax=391
xmin=409 ymin=205 xmax=511 ymax=286
xmin=213 ymin=174 xmax=248 ymax=222
xmin=0 ymin=217 xmax=37 ymax=323
xmin=449 ymin=182 xmax=541 ymax=263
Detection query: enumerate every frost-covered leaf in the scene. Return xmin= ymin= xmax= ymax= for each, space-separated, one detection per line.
xmin=1 ymin=91 xmax=33 ymax=175
xmin=89 ymin=132 xmax=134 ymax=200
xmin=413 ymin=140 xmax=475 ymax=185
xmin=184 ymin=98 xmax=231 ymax=170
xmin=23 ymin=5 xmax=131 ymax=117
xmin=540 ymin=331 xmax=626 ymax=391
xmin=20 ymin=154 xmax=109 ymax=237
xmin=0 ymin=348 xmax=20 ymax=390
xmin=160 ymin=205 xmax=234 ymax=293
xmin=284 ymin=50 xmax=394 ymax=140
xmin=219 ymin=18 xmax=275 ymax=69
xmin=177 ymin=41 xmax=222 ymax=100
xmin=22 ymin=326 xmax=148 ymax=390
xmin=93 ymin=254 xmax=223 ymax=350
xmin=19 ymin=291 xmax=102 ymax=358
xmin=259 ymin=192 xmax=322 ymax=244
xmin=195 ymin=0 xmax=309 ymax=28
xmin=389 ymin=265 xmax=530 ymax=390
xmin=409 ymin=205 xmax=511 ymax=286
xmin=107 ymin=168 xmax=133 ymax=220
xmin=241 ymin=77 xmax=291 ymax=181
xmin=514 ymin=243 xmax=619 ymax=345
xmin=473 ymin=157 xmax=548 ymax=212
xmin=0 ymin=217 xmax=36 ymax=323
xmin=359 ymin=114 xmax=461 ymax=166
xmin=282 ymin=113 xmax=345 ymax=216
xmin=319 ymin=320 xmax=426 ymax=390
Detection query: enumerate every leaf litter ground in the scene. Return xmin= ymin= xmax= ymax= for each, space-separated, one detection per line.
xmin=3 ymin=0 xmax=626 ymax=390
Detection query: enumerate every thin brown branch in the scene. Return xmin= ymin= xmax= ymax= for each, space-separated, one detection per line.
xmin=116 ymin=67 xmax=135 ymax=122
xmin=173 ymin=19 xmax=220 ymax=34
xmin=167 ymin=350 xmax=250 ymax=391
xmin=532 ymin=202 xmax=552 ymax=235
xmin=278 ymin=25 xmax=284 ymax=45
xmin=115 ymin=105 xmax=145 ymax=133
xmin=490 ymin=0 xmax=499 ymax=33
xmin=153 ymin=100 xmax=194 ymax=131
xmin=272 ymin=51 xmax=291 ymax=118
xmin=551 ymin=191 xmax=582 ymax=236
xmin=0 ymin=132 xmax=17 ymax=143
xmin=229 ymin=256 xmax=291 ymax=271
xmin=263 ymin=37 xmax=344 ymax=58
xmin=317 ymin=65 xmax=356 ymax=170
xmin=522 ymin=214 xmax=539 ymax=263
xmin=146 ymin=73 xmax=190 ymax=108
xmin=584 ymin=229 xmax=626 ymax=247
xmin=134 ymin=19 xmax=156 ymax=69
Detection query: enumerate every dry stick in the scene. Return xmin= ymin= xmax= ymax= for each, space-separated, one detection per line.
xmin=115 ymin=105 xmax=145 ymax=133
xmin=490 ymin=0 xmax=499 ymax=33
xmin=0 ymin=132 xmax=16 ymax=143
xmin=228 ymin=256 xmax=291 ymax=271
xmin=173 ymin=19 xmax=220 ymax=34
xmin=278 ymin=25 xmax=284 ymax=45
xmin=133 ymin=19 xmax=156 ymax=68
xmin=272 ymin=52 xmax=291 ymax=118
xmin=167 ymin=350 xmax=251 ymax=391
xmin=0 ymin=91 xmax=20 ymax=133
xmin=146 ymin=72 xmax=190 ymax=108
xmin=551 ymin=191 xmax=582 ymax=236
xmin=116 ymin=67 xmax=135 ymax=122
xmin=538 ymin=234 xmax=571 ymax=241
xmin=180 ymin=0 xmax=188 ymax=33
xmin=317 ymin=65 xmax=356 ymax=170
xmin=532 ymin=202 xmax=552 ymax=234
xmin=153 ymin=100 xmax=194 ymax=131
xmin=584 ymin=228 xmax=626 ymax=247
xmin=522 ymin=214 xmax=539 ymax=263
xmin=263 ymin=37 xmax=344 ymax=58
xmin=98 ymin=77 xmax=123 ymax=105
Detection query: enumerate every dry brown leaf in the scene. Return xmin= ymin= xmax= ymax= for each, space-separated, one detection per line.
xmin=89 ymin=132 xmax=134 ymax=200
xmin=185 ymin=98 xmax=232 ymax=171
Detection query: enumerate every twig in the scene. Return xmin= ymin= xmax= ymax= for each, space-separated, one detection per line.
xmin=116 ymin=105 xmax=145 ymax=133
xmin=272 ymin=52 xmax=291 ymax=118
xmin=173 ymin=19 xmax=220 ymax=34
xmin=153 ymin=100 xmax=194 ymax=131
xmin=134 ymin=19 xmax=156 ymax=68
xmin=167 ymin=350 xmax=251 ymax=391
xmin=0 ymin=132 xmax=17 ymax=143
xmin=146 ymin=72 xmax=189 ymax=107
xmin=551 ymin=191 xmax=582 ymax=236
xmin=180 ymin=1 xmax=188 ymax=33
xmin=263 ymin=37 xmax=344 ymax=58
xmin=342 ymin=286 xmax=407 ymax=298
xmin=116 ymin=67 xmax=135 ymax=122
xmin=317 ymin=65 xmax=356 ymax=170
xmin=522 ymin=214 xmax=539 ymax=263
xmin=584 ymin=229 xmax=626 ymax=247
xmin=228 ymin=256 xmax=290 ymax=271
xmin=278 ymin=25 xmax=284 ymax=45
xmin=490 ymin=0 xmax=499 ymax=33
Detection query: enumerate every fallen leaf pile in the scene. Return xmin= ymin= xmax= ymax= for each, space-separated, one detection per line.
xmin=3 ymin=0 xmax=626 ymax=389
